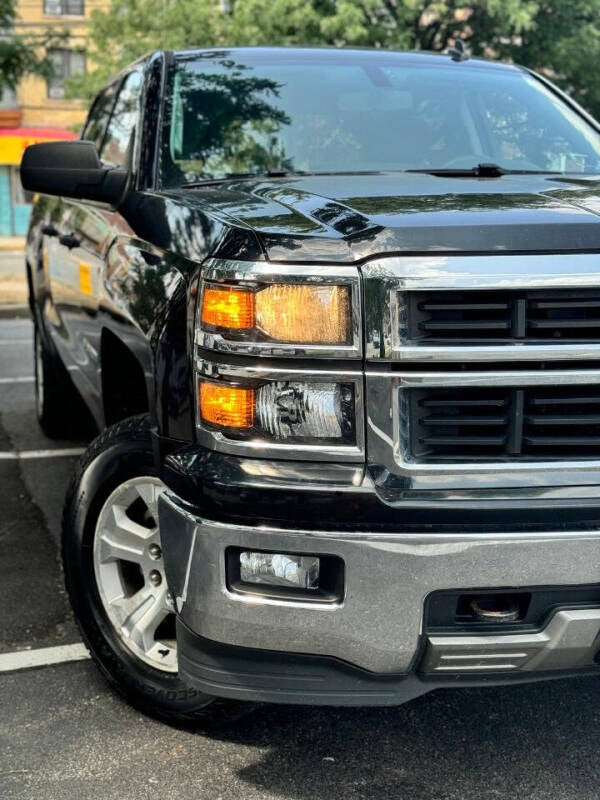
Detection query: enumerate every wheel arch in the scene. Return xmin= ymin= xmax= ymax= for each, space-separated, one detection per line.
xmin=100 ymin=327 xmax=152 ymax=427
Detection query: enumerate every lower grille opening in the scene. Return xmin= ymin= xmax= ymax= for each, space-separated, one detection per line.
xmin=426 ymin=585 xmax=600 ymax=634
xmin=410 ymin=385 xmax=600 ymax=461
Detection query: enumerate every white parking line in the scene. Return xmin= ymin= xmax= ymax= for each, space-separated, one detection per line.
xmin=0 ymin=643 xmax=90 ymax=673
xmin=0 ymin=339 xmax=31 ymax=345
xmin=0 ymin=376 xmax=34 ymax=383
xmin=0 ymin=448 xmax=85 ymax=460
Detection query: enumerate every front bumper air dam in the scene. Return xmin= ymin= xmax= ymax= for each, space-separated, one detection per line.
xmin=159 ymin=491 xmax=600 ymax=705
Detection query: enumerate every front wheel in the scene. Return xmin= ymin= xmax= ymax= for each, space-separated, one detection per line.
xmin=62 ymin=416 xmax=239 ymax=726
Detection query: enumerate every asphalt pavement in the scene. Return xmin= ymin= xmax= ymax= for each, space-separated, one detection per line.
xmin=1 ymin=313 xmax=600 ymax=800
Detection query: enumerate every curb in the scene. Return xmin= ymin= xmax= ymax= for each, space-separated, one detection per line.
xmin=0 ymin=304 xmax=30 ymax=319
xmin=0 ymin=238 xmax=25 ymax=252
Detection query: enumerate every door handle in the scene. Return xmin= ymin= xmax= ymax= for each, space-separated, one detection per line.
xmin=41 ymin=223 xmax=59 ymax=237
xmin=58 ymin=233 xmax=81 ymax=249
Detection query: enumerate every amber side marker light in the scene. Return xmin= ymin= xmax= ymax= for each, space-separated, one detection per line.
xmin=201 ymin=286 xmax=254 ymax=329
xmin=199 ymin=382 xmax=255 ymax=429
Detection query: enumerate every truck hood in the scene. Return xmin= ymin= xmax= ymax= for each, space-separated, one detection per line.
xmin=165 ymin=172 xmax=600 ymax=262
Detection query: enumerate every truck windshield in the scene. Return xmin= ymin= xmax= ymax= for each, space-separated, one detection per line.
xmin=160 ymin=51 xmax=600 ymax=187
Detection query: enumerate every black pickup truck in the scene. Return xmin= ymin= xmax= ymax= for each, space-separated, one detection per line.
xmin=21 ymin=47 xmax=600 ymax=725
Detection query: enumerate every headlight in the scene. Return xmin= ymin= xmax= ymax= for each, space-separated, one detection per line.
xmin=196 ymin=259 xmax=361 ymax=359
xmin=199 ymin=379 xmax=356 ymax=445
xmin=201 ymin=283 xmax=351 ymax=345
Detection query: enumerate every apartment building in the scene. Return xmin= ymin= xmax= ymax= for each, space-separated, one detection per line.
xmin=0 ymin=0 xmax=109 ymax=235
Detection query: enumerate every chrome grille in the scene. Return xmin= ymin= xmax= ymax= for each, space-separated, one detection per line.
xmin=410 ymin=386 xmax=600 ymax=461
xmin=406 ymin=289 xmax=600 ymax=343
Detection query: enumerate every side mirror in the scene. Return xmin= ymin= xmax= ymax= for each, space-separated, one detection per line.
xmin=20 ymin=140 xmax=128 ymax=206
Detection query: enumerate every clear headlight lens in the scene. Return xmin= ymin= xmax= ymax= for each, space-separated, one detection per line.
xmin=200 ymin=283 xmax=351 ymax=345
xmin=199 ymin=379 xmax=355 ymax=444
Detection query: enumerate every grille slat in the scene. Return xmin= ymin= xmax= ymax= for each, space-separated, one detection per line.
xmin=529 ymin=396 xmax=600 ymax=406
xmin=419 ymin=320 xmax=511 ymax=332
xmin=419 ymin=302 xmax=509 ymax=311
xmin=530 ymin=300 xmax=600 ymax=310
xmin=421 ymin=398 xmax=507 ymax=408
xmin=523 ymin=436 xmax=600 ymax=446
xmin=528 ymin=319 xmax=600 ymax=330
xmin=410 ymin=386 xmax=600 ymax=461
xmin=421 ymin=436 xmax=507 ymax=447
xmin=422 ymin=415 xmax=507 ymax=426
xmin=407 ymin=289 xmax=600 ymax=343
xmin=525 ymin=414 xmax=600 ymax=425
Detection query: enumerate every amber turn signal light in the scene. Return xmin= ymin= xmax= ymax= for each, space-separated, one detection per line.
xmin=199 ymin=382 xmax=255 ymax=429
xmin=201 ymin=286 xmax=254 ymax=329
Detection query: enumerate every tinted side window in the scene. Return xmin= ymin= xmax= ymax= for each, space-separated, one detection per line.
xmin=81 ymin=83 xmax=117 ymax=149
xmin=100 ymin=71 xmax=143 ymax=168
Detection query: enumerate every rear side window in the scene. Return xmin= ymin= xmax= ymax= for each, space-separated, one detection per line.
xmin=100 ymin=71 xmax=143 ymax=168
xmin=81 ymin=83 xmax=117 ymax=150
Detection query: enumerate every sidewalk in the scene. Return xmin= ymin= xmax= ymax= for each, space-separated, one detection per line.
xmin=0 ymin=248 xmax=27 ymax=307
xmin=0 ymin=236 xmax=25 ymax=252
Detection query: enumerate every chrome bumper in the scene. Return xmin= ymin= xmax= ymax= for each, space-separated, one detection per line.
xmin=159 ymin=491 xmax=600 ymax=677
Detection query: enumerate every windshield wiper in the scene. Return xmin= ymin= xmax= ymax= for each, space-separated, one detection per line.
xmin=181 ymin=170 xmax=306 ymax=187
xmin=180 ymin=169 xmax=387 ymax=188
xmin=406 ymin=163 xmax=562 ymax=178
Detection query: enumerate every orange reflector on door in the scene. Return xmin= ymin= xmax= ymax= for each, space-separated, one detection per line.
xmin=201 ymin=286 xmax=255 ymax=329
xmin=199 ymin=382 xmax=255 ymax=429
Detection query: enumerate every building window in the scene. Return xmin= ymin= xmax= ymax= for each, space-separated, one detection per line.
xmin=44 ymin=0 xmax=84 ymax=15
xmin=47 ymin=50 xmax=86 ymax=99
xmin=0 ymin=88 xmax=17 ymax=109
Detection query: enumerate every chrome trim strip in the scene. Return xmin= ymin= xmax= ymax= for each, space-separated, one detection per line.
xmin=387 ymin=344 xmax=600 ymax=363
xmin=197 ymin=258 xmax=362 ymax=359
xmin=362 ymin=253 xmax=600 ymax=361
xmin=194 ymin=357 xmax=365 ymax=463
xmin=392 ymin=368 xmax=600 ymax=388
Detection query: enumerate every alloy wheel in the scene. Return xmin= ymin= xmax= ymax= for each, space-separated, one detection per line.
xmin=93 ymin=476 xmax=177 ymax=672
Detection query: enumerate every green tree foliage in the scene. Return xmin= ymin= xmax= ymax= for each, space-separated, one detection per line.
xmin=70 ymin=0 xmax=600 ymax=118
xmin=0 ymin=0 xmax=65 ymax=91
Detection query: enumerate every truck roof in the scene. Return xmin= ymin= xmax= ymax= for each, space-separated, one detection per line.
xmin=169 ymin=46 xmax=521 ymax=73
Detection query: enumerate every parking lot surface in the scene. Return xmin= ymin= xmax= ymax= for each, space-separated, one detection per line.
xmin=2 ymin=314 xmax=600 ymax=800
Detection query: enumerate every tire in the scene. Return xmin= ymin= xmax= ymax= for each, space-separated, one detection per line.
xmin=62 ymin=415 xmax=243 ymax=727
xmin=34 ymin=324 xmax=87 ymax=439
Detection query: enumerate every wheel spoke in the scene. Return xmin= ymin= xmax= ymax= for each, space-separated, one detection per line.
xmin=118 ymin=586 xmax=169 ymax=653
xmin=134 ymin=482 xmax=162 ymax=523
xmin=97 ymin=504 xmax=153 ymax=564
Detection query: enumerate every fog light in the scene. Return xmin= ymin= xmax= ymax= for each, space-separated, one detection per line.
xmin=239 ymin=551 xmax=320 ymax=590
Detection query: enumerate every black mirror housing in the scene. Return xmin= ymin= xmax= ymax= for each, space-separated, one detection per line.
xmin=20 ymin=140 xmax=128 ymax=206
